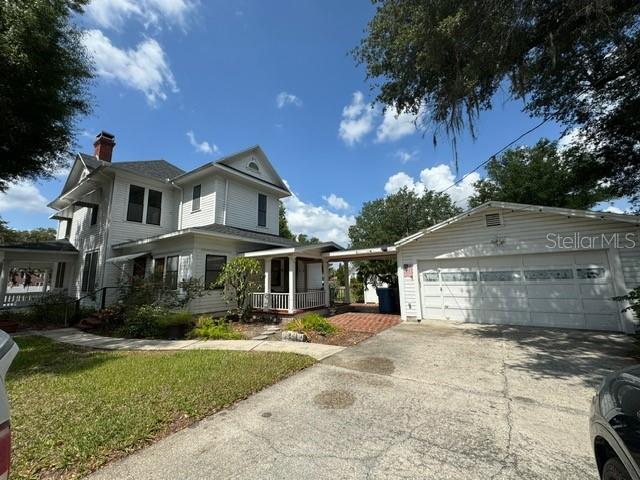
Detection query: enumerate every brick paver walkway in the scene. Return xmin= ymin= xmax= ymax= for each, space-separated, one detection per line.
xmin=328 ymin=312 xmax=401 ymax=334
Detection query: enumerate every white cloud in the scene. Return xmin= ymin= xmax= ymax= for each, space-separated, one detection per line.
xmin=376 ymin=105 xmax=424 ymax=143
xmin=603 ymin=205 xmax=624 ymax=214
xmin=0 ymin=182 xmax=49 ymax=214
xmin=85 ymin=0 xmax=196 ymax=30
xmin=322 ymin=193 xmax=349 ymax=210
xmin=186 ymin=130 xmax=219 ymax=155
xmin=384 ymin=164 xmax=479 ymax=209
xmin=282 ymin=184 xmax=355 ymax=246
xmin=338 ymin=91 xmax=378 ymax=146
xmin=83 ymin=29 xmax=178 ymax=105
xmin=394 ymin=149 xmax=418 ymax=164
xmin=276 ymin=92 xmax=302 ymax=109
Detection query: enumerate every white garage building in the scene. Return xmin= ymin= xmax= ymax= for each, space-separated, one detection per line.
xmin=395 ymin=202 xmax=640 ymax=333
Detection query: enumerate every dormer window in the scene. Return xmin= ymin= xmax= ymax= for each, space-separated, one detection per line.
xmin=247 ymin=161 xmax=260 ymax=173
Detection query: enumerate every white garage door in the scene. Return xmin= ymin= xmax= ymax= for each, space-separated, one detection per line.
xmin=418 ymin=251 xmax=620 ymax=331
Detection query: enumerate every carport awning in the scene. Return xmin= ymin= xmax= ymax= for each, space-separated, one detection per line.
xmin=106 ymin=252 xmax=150 ymax=264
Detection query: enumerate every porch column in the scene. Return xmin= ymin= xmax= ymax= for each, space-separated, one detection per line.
xmin=51 ymin=262 xmax=58 ymax=291
xmin=322 ymin=259 xmax=330 ymax=307
xmin=343 ymin=261 xmax=351 ymax=304
xmin=263 ymin=257 xmax=271 ymax=309
xmin=288 ymin=255 xmax=296 ymax=313
xmin=0 ymin=257 xmax=7 ymax=308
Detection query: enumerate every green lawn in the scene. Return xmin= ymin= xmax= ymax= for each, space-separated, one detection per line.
xmin=8 ymin=336 xmax=314 ymax=480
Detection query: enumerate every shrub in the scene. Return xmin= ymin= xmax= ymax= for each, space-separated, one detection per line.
xmin=286 ymin=313 xmax=337 ymax=335
xmin=156 ymin=311 xmax=192 ymax=328
xmin=187 ymin=316 xmax=243 ymax=340
xmin=215 ymin=257 xmax=261 ymax=320
xmin=20 ymin=293 xmax=94 ymax=327
xmin=119 ymin=305 xmax=165 ymax=338
xmin=614 ymin=286 xmax=640 ymax=320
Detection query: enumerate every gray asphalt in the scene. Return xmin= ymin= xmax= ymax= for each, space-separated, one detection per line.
xmin=88 ymin=320 xmax=639 ymax=479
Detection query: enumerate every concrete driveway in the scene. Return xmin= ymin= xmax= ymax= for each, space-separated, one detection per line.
xmin=88 ymin=320 xmax=639 ymax=480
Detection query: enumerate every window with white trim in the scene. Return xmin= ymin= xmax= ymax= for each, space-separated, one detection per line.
xmin=258 ymin=193 xmax=267 ymax=227
xmin=81 ymin=251 xmax=98 ymax=292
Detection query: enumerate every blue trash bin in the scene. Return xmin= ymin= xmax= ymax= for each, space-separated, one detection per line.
xmin=376 ymin=287 xmax=400 ymax=314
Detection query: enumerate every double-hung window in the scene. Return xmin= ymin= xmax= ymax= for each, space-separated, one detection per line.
xmin=146 ymin=190 xmax=162 ymax=225
xmin=126 ymin=185 xmax=145 ymax=222
xmin=81 ymin=251 xmax=98 ymax=292
xmin=192 ymin=185 xmax=201 ymax=212
xmin=258 ymin=193 xmax=267 ymax=227
xmin=205 ymin=255 xmax=226 ymax=289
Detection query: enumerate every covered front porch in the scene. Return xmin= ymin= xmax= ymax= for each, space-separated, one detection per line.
xmin=0 ymin=240 xmax=79 ymax=308
xmin=244 ymin=243 xmax=397 ymax=314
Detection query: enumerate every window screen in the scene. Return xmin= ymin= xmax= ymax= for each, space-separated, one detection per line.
xmin=81 ymin=252 xmax=98 ymax=292
xmin=192 ymin=185 xmax=201 ymax=211
xmin=204 ymin=255 xmax=226 ymax=289
xmin=126 ymin=185 xmax=145 ymax=222
xmin=165 ymin=255 xmax=179 ymax=290
xmin=90 ymin=206 xmax=99 ymax=225
xmin=258 ymin=194 xmax=267 ymax=227
xmin=146 ymin=190 xmax=162 ymax=225
xmin=54 ymin=262 xmax=66 ymax=289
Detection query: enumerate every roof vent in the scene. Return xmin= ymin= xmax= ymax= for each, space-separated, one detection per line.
xmin=485 ymin=213 xmax=502 ymax=227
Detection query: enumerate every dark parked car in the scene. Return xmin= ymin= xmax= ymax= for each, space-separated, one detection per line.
xmin=591 ymin=365 xmax=640 ymax=480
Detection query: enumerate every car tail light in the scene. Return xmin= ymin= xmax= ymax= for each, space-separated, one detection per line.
xmin=0 ymin=420 xmax=10 ymax=480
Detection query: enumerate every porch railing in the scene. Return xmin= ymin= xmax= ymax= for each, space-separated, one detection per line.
xmin=251 ymin=291 xmax=326 ymax=311
xmin=294 ymin=290 xmax=325 ymax=310
xmin=251 ymin=292 xmax=289 ymax=311
xmin=2 ymin=292 xmax=48 ymax=308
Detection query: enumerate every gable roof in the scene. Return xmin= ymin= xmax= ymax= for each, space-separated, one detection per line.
xmin=113 ymin=160 xmax=185 ymax=180
xmin=395 ymin=201 xmax=640 ymax=247
xmin=170 ymin=145 xmax=291 ymax=194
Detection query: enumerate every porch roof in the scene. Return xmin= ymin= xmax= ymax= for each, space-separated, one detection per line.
xmin=0 ymin=239 xmax=78 ymax=254
xmin=242 ymin=242 xmax=343 ymax=259
xmin=112 ymin=223 xmax=299 ymax=250
xmin=322 ymin=246 xmax=397 ymax=261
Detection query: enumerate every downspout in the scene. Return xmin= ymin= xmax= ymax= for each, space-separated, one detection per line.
xmin=222 ymin=178 xmax=229 ymax=225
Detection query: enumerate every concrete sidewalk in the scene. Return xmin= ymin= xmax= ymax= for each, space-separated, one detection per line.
xmin=34 ymin=328 xmax=344 ymax=361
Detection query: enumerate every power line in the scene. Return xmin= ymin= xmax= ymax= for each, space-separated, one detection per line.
xmin=438 ymin=118 xmax=548 ymax=195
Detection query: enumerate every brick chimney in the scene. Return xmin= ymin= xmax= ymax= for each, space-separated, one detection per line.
xmin=93 ymin=131 xmax=115 ymax=162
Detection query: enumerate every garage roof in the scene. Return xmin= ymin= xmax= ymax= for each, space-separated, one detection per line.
xmin=395 ymin=201 xmax=640 ymax=247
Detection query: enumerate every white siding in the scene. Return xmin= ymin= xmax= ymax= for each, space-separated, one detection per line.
xmin=180 ymin=177 xmax=217 ymax=228
xmin=101 ymin=173 xmax=179 ymax=304
xmin=222 ymin=179 xmax=279 ymax=235
xmin=187 ymin=236 xmax=242 ymax=314
xmin=66 ymin=184 xmax=111 ymax=302
xmin=221 ymin=151 xmax=283 ymax=188
xmin=620 ymin=247 xmax=640 ymax=289
xmin=398 ymin=208 xmax=640 ymax=323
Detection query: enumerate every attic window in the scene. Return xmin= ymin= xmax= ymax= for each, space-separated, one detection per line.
xmin=247 ymin=161 xmax=259 ymax=173
xmin=485 ymin=213 xmax=502 ymax=227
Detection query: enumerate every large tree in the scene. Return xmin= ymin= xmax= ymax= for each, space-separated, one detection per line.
xmin=355 ymin=1 xmax=640 ymax=206
xmin=349 ymin=187 xmax=461 ymax=285
xmin=278 ymin=203 xmax=294 ymax=239
xmin=0 ymin=220 xmax=56 ymax=245
xmin=468 ymin=139 xmax=613 ymax=209
xmin=0 ymin=0 xmax=93 ymax=191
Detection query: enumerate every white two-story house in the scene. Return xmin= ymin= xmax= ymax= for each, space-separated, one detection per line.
xmin=0 ymin=131 xmax=344 ymax=314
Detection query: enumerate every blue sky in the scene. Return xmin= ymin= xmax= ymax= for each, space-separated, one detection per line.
xmin=0 ymin=0 xmax=627 ymax=245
